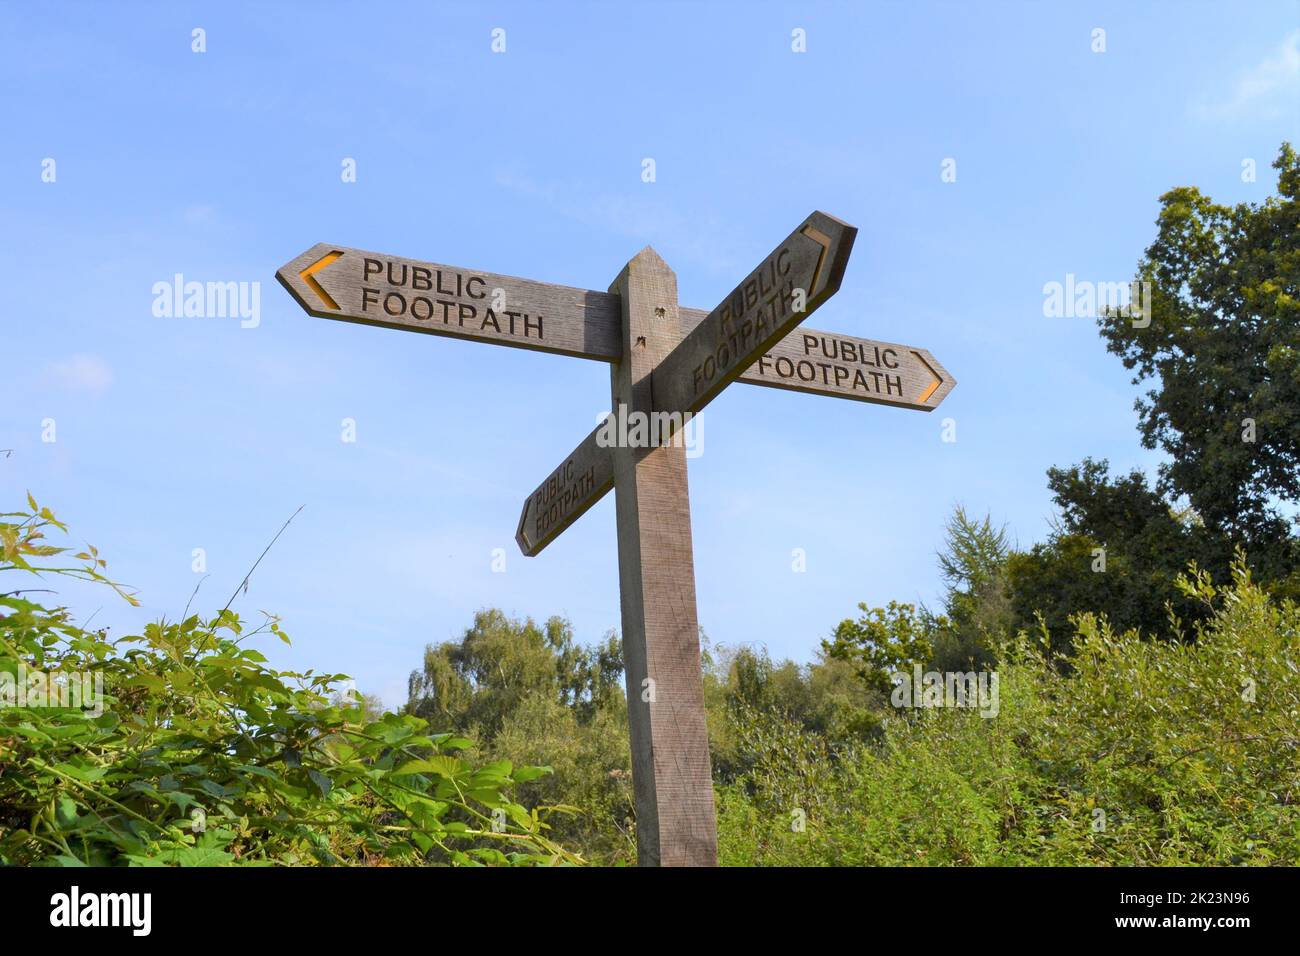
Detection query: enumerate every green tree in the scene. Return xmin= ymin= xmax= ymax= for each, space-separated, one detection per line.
xmin=1005 ymin=459 xmax=1213 ymax=650
xmin=1097 ymin=143 xmax=1299 ymax=565
xmin=705 ymin=644 xmax=880 ymax=782
xmin=821 ymin=601 xmax=933 ymax=694
xmin=928 ymin=506 xmax=1012 ymax=671
xmin=1003 ymin=145 xmax=1300 ymax=651
xmin=405 ymin=610 xmax=632 ymax=863
xmin=406 ymin=610 xmax=622 ymax=736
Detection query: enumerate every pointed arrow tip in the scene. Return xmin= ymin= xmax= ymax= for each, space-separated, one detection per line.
xmin=515 ymin=500 xmax=534 ymax=556
xmin=276 ymin=245 xmax=345 ymax=316
xmin=631 ymin=245 xmax=668 ymax=268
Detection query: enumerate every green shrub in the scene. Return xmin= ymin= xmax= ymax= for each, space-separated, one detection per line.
xmin=0 ymin=497 xmax=580 ymax=866
xmin=488 ymin=692 xmax=636 ymax=865
xmin=405 ymin=609 xmax=632 ymax=864
xmin=718 ymin=558 xmax=1300 ymax=865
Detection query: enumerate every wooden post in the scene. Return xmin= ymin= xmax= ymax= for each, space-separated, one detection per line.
xmin=608 ymin=248 xmax=717 ymax=866
xmin=279 ymin=213 xmax=904 ymax=868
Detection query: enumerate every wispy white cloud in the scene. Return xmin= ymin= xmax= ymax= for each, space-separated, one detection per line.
xmin=44 ymin=354 xmax=113 ymax=395
xmin=1195 ymin=30 xmax=1300 ymax=122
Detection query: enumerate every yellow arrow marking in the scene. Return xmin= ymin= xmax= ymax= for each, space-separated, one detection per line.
xmin=912 ymin=350 xmax=943 ymax=404
xmin=300 ymin=251 xmax=342 ymax=310
xmin=800 ymin=224 xmax=831 ymax=299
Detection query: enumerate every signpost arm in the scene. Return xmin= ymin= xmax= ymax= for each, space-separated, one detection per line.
xmin=608 ymin=247 xmax=717 ymax=867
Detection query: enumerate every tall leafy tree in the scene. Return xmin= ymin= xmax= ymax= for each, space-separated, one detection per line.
xmin=405 ymin=610 xmax=622 ymax=734
xmin=928 ymin=506 xmax=1012 ymax=670
xmin=1004 ymin=144 xmax=1300 ymax=651
xmin=1096 ymin=143 xmax=1299 ymax=564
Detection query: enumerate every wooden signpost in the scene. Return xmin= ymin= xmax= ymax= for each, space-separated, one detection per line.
xmin=277 ymin=211 xmax=954 ymax=867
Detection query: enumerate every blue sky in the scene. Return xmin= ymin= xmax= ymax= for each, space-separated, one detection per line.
xmin=2 ymin=1 xmax=1297 ymax=708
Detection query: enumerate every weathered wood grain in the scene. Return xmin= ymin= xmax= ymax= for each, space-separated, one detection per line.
xmin=276 ymin=243 xmax=622 ymax=361
xmin=651 ymin=211 xmax=857 ymax=418
xmin=515 ymin=425 xmax=613 ymax=557
xmin=276 ymin=239 xmax=958 ymax=411
xmin=513 ymin=323 xmax=955 ymax=558
xmin=280 ymin=212 xmax=956 ymax=870
xmin=609 ymin=247 xmax=717 ymax=867
xmin=679 ymin=309 xmax=955 ymax=411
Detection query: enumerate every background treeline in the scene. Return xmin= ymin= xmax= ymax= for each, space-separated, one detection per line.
xmin=404 ymin=144 xmax=1300 ymax=865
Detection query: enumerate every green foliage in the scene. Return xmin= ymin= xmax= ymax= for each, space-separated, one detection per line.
xmin=937 ymin=505 xmax=1011 ymax=597
xmin=1003 ymin=459 xmax=1207 ymax=650
xmin=718 ymin=558 xmax=1300 ymax=865
xmin=1097 ymin=143 xmax=1299 ymax=551
xmin=0 ymin=499 xmax=578 ymax=866
xmin=928 ymin=506 xmax=1011 ymax=672
xmin=406 ymin=610 xmax=633 ymax=864
xmin=402 ymin=623 xmax=889 ymax=865
xmin=407 ymin=610 xmax=622 ymax=735
xmin=1006 ymin=146 xmax=1300 ymax=647
xmin=822 ymin=601 xmax=933 ymax=695
xmin=8 ymin=146 xmax=1297 ymax=871
xmin=716 ymin=150 xmax=1300 ymax=864
xmin=706 ymin=644 xmax=881 ymax=782
xmin=488 ymin=693 xmax=635 ymax=864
